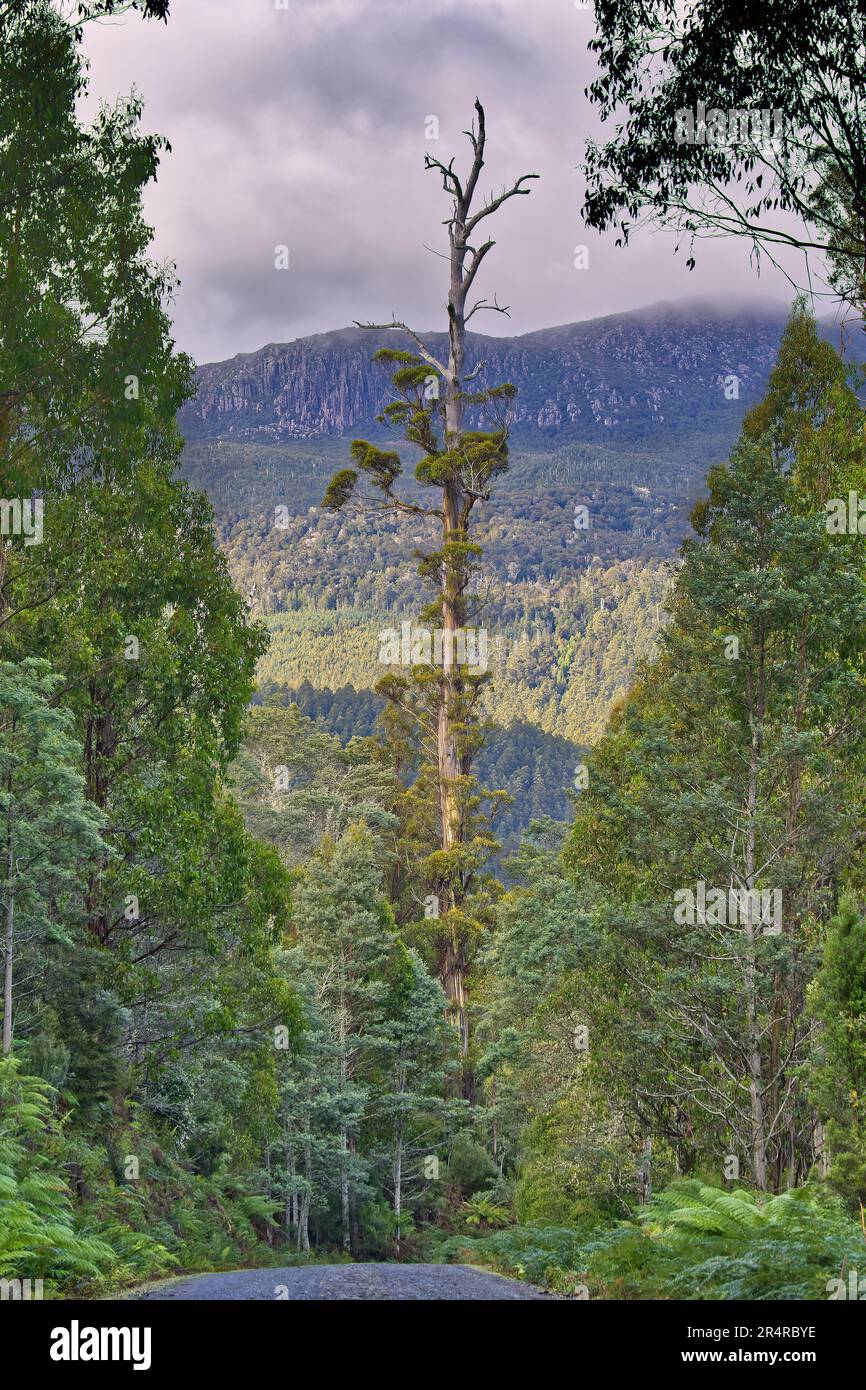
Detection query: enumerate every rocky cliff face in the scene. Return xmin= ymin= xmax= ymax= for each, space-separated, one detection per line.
xmin=178 ymin=302 xmax=839 ymax=448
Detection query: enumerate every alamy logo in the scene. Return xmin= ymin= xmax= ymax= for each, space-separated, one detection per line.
xmin=674 ymin=881 xmax=782 ymax=934
xmin=827 ymin=1270 xmax=866 ymax=1299
xmin=378 ymin=621 xmax=488 ymax=674
xmin=49 ymin=1320 xmax=151 ymax=1371
xmin=0 ymin=1277 xmax=43 ymax=1300
xmin=0 ymin=497 xmax=43 ymax=546
xmin=826 ymin=492 xmax=866 ymax=534
xmin=674 ymin=103 xmax=783 ymax=148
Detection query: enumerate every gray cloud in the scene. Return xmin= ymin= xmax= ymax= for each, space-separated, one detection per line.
xmin=83 ymin=0 xmax=817 ymax=364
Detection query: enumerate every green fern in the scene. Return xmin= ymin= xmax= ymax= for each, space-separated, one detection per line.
xmin=0 ymin=1059 xmax=115 ymax=1288
xmin=641 ymin=1181 xmax=764 ymax=1240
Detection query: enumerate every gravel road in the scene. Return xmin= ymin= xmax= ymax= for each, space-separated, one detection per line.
xmin=133 ymin=1263 xmax=553 ymax=1301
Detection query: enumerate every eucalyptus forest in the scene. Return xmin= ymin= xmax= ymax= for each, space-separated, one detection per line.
xmin=3 ymin=0 xmax=866 ymax=1318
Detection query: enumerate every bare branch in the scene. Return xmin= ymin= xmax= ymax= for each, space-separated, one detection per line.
xmin=462 ymin=98 xmax=487 ymax=214
xmin=465 ymin=294 xmax=511 ymax=324
xmin=461 ymin=238 xmax=495 ymax=299
xmin=423 ymin=153 xmax=463 ymax=205
xmin=353 ymin=318 xmax=450 ymax=381
xmin=464 ymin=172 xmax=539 ymax=237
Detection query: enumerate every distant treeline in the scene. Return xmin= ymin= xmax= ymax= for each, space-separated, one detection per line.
xmin=254 ymin=680 xmax=580 ymax=856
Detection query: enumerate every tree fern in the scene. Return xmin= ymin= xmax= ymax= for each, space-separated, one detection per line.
xmin=0 ymin=1060 xmax=115 ymax=1287
xmin=641 ymin=1181 xmax=764 ymax=1240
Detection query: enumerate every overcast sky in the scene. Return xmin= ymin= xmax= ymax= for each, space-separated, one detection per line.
xmin=82 ymin=0 xmax=818 ymax=365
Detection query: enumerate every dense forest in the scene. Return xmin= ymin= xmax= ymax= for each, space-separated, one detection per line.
xmin=3 ymin=0 xmax=866 ymax=1309
xmin=252 ymin=682 xmax=579 ymax=864
xmin=184 ymin=432 xmax=680 ymax=747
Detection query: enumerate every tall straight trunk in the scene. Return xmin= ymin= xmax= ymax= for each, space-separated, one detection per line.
xmin=346 ymin=106 xmax=535 ymax=1076
xmin=338 ymin=980 xmax=351 ymax=1251
xmin=348 ymin=1133 xmax=360 ymax=1253
xmin=637 ymin=1136 xmax=653 ymax=1206
xmin=813 ymin=1117 xmax=827 ymax=1179
xmin=265 ymin=1148 xmax=274 ymax=1247
xmin=2 ymin=839 xmax=13 ymax=1056
xmin=786 ymin=1101 xmax=798 ymax=1189
xmin=743 ymin=639 xmax=768 ymax=1191
xmin=743 ymin=898 xmax=768 ymax=1189
xmin=0 ymin=533 xmax=8 ymax=630
xmin=297 ymin=1196 xmax=310 ymax=1252
xmin=340 ymin=1128 xmax=350 ymax=1252
xmin=0 ymin=206 xmax=20 ymax=628
xmin=83 ymin=675 xmax=115 ymax=944
xmin=393 ymin=1124 xmax=402 ymax=1257
xmin=299 ymin=1141 xmax=311 ymax=1253
xmin=438 ymin=269 xmax=469 ymax=1055
xmin=283 ymin=1110 xmax=295 ymax=1236
xmin=765 ymin=615 xmax=810 ymax=1190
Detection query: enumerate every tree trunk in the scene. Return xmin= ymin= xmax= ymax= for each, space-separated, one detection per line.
xmin=337 ymin=968 xmax=352 ymax=1251
xmin=637 ymin=1136 xmax=653 ymax=1205
xmin=339 ymin=1128 xmax=350 ymax=1252
xmin=0 ymin=533 xmax=8 ymax=629
xmin=813 ymin=1117 xmax=827 ymax=1179
xmin=437 ymin=261 xmax=469 ymax=1058
xmin=744 ymin=941 xmax=767 ymax=1190
xmin=743 ymin=646 xmax=769 ymax=1191
xmin=348 ymin=1132 xmax=360 ymax=1253
xmin=344 ymin=106 xmax=535 ymax=1083
xmin=283 ymin=1111 xmax=294 ymax=1236
xmin=2 ymin=840 xmax=13 ymax=1056
xmin=393 ymin=1124 xmax=402 ymax=1257
xmin=442 ymin=931 xmax=468 ymax=1056
xmin=299 ymin=1141 xmax=311 ymax=1253
xmin=83 ymin=677 xmax=115 ymax=944
xmin=767 ymin=614 xmax=810 ymax=1190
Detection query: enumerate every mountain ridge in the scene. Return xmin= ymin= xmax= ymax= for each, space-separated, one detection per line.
xmin=178 ymin=301 xmax=857 ymax=457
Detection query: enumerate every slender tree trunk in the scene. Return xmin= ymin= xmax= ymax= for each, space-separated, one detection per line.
xmin=340 ymin=1128 xmax=350 ymax=1252
xmin=348 ymin=1133 xmax=360 ymax=1253
xmin=299 ymin=1141 xmax=311 ymax=1253
xmin=813 ymin=1116 xmax=827 ymax=1179
xmin=0 ymin=205 xmax=20 ymax=628
xmin=393 ymin=1124 xmax=402 ymax=1257
xmin=438 ymin=277 xmax=469 ymax=1057
xmin=338 ymin=976 xmax=351 ymax=1251
xmin=766 ymin=615 xmax=810 ymax=1190
xmin=786 ymin=1100 xmax=798 ymax=1189
xmin=2 ymin=841 xmax=13 ymax=1056
xmin=342 ymin=106 xmax=535 ymax=1083
xmin=83 ymin=676 xmax=115 ymax=944
xmin=283 ymin=1110 xmax=295 ymax=1237
xmin=637 ymin=1136 xmax=653 ymax=1205
xmin=743 ymin=644 xmax=769 ymax=1191
xmin=264 ymin=1148 xmax=274 ymax=1247
xmin=744 ymin=930 xmax=768 ymax=1189
xmin=0 ymin=533 xmax=8 ymax=630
